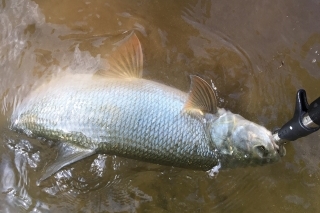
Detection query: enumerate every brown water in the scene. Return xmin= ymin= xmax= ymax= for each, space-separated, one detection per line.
xmin=1 ymin=0 xmax=320 ymax=212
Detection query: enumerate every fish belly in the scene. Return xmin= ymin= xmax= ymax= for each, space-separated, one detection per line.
xmin=11 ymin=74 xmax=217 ymax=170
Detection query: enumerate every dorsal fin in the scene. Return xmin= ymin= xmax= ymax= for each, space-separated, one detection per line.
xmin=97 ymin=33 xmax=143 ymax=78
xmin=184 ymin=75 xmax=218 ymax=115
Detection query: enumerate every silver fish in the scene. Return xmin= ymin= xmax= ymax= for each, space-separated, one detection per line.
xmin=11 ymin=33 xmax=281 ymax=182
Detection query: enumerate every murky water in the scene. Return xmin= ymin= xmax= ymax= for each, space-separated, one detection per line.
xmin=1 ymin=0 xmax=320 ymax=212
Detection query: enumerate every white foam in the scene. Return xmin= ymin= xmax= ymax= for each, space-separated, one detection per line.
xmin=206 ymin=162 xmax=221 ymax=178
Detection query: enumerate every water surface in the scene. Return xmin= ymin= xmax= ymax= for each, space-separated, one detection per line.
xmin=1 ymin=0 xmax=320 ymax=212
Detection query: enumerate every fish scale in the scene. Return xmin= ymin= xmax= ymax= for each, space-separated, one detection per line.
xmin=12 ymin=74 xmax=218 ymax=171
xmin=10 ymin=34 xmax=281 ymax=183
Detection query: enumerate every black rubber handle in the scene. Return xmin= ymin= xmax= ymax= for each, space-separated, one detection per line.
xmin=277 ymin=89 xmax=319 ymax=141
xmin=309 ymin=97 xmax=320 ymax=126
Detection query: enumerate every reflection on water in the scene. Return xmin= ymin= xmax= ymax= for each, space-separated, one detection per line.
xmin=1 ymin=0 xmax=320 ymax=212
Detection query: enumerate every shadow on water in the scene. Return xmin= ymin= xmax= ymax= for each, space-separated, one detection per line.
xmin=1 ymin=0 xmax=320 ymax=212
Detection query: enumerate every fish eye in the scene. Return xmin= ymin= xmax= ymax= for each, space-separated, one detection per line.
xmin=257 ymin=146 xmax=265 ymax=152
xmin=255 ymin=145 xmax=268 ymax=158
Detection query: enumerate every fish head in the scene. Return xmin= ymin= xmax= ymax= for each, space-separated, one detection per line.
xmin=209 ymin=110 xmax=282 ymax=168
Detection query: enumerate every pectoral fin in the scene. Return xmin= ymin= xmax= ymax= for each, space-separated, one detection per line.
xmin=96 ymin=32 xmax=143 ymax=79
xmin=184 ymin=75 xmax=218 ymax=116
xmin=37 ymin=143 xmax=96 ymax=185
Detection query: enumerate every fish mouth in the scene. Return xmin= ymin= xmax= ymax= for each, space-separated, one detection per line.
xmin=270 ymin=135 xmax=286 ymax=157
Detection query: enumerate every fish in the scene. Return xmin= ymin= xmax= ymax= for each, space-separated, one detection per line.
xmin=10 ymin=33 xmax=281 ymax=183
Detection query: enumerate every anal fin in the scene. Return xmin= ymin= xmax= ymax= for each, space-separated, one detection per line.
xmin=37 ymin=143 xmax=96 ymax=185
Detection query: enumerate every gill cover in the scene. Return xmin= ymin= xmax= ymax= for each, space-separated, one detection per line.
xmin=209 ymin=111 xmax=281 ymax=168
xmin=184 ymin=75 xmax=282 ymax=167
